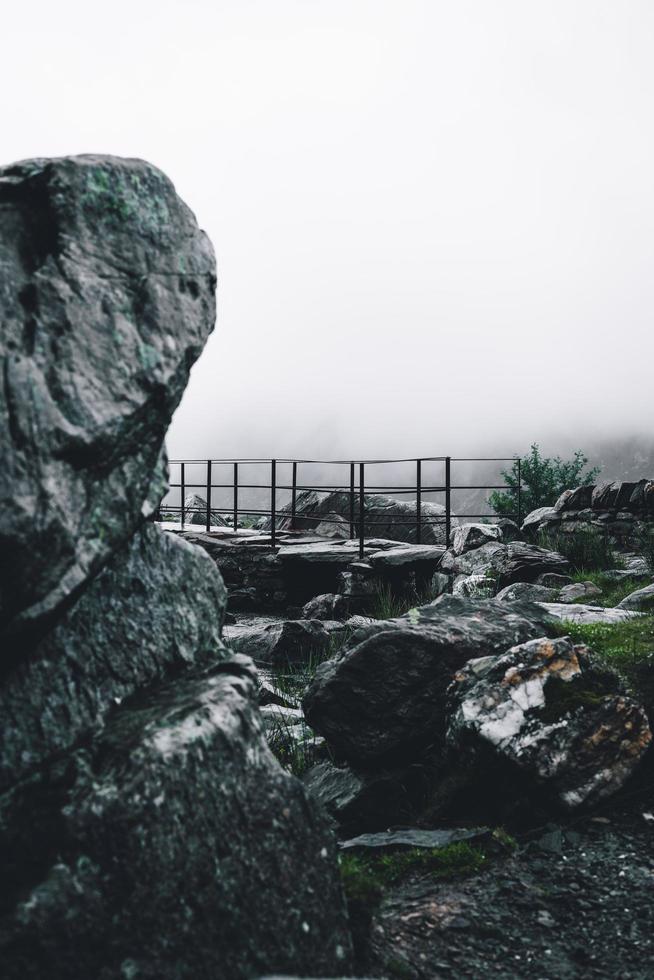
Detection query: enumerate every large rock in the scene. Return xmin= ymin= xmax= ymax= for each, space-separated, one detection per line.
xmin=303 ymin=597 xmax=550 ymax=765
xmin=226 ymin=616 xmax=347 ymax=666
xmin=183 ymin=492 xmax=229 ymax=527
xmin=558 ymin=581 xmax=603 ymax=603
xmin=495 ymin=581 xmax=558 ymax=603
xmin=447 ymin=636 xmax=651 ymax=808
xmin=617 ymin=583 xmax=654 ymax=612
xmin=0 ymin=657 xmax=353 ymax=978
xmin=489 ymin=542 xmax=570 ymax=587
xmin=538 ymin=602 xmax=640 ymax=625
xmin=440 ymin=541 xmax=506 ymax=577
xmin=270 ymin=489 xmax=455 ymax=545
xmin=0 ymin=523 xmax=227 ymax=790
xmin=0 ymin=155 xmax=216 ymax=648
xmin=451 ymin=523 xmax=502 ymax=555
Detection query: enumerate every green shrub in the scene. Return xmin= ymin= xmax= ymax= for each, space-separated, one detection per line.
xmin=538 ymin=528 xmax=618 ymax=572
xmin=489 ymin=444 xmax=599 ymax=519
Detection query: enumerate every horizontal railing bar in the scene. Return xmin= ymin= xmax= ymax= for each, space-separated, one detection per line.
xmin=167 ymin=456 xmax=518 ymax=465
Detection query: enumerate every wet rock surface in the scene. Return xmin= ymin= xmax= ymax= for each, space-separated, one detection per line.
xmin=0 ymin=522 xmax=228 ymax=789
xmin=489 ymin=542 xmax=570 ymax=587
xmin=0 ymin=155 xmax=216 ymax=648
xmin=0 ymin=658 xmax=353 ymax=979
xmin=447 ymin=636 xmax=651 ymax=808
xmin=303 ymin=598 xmax=551 ymax=765
xmin=225 ymin=616 xmax=347 ymax=666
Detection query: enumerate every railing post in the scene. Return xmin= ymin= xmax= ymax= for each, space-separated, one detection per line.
xmin=233 ymin=462 xmax=238 ymax=531
xmin=359 ymin=462 xmax=365 ymax=560
xmin=445 ymin=456 xmax=451 ymax=546
xmin=416 ymin=458 xmax=422 ymax=544
xmin=205 ymin=459 xmax=212 ymax=533
xmin=180 ymin=462 xmax=185 ymax=529
xmin=271 ymin=459 xmax=277 ymax=551
xmin=291 ymin=461 xmax=297 ymax=530
xmin=516 ymin=457 xmax=522 ymax=527
xmin=349 ymin=462 xmax=355 ymax=539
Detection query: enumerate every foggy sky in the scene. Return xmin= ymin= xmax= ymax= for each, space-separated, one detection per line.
xmin=3 ymin=1 xmax=653 ymax=462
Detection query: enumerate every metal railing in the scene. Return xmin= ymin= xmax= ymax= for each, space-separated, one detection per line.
xmin=158 ymin=455 xmax=522 ymax=559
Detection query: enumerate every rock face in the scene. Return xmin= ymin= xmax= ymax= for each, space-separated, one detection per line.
xmin=0 ymin=658 xmax=353 ymax=979
xmin=447 ymin=637 xmax=651 ymax=808
xmin=270 ymin=488 xmax=455 ymax=545
xmin=0 ymin=155 xmax=216 ymax=648
xmin=303 ymin=597 xmax=550 ymax=765
xmin=0 ymin=523 xmax=228 ymax=790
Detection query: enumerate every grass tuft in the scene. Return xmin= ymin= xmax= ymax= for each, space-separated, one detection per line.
xmin=538 ymin=528 xmax=620 ymax=572
xmin=569 ymin=572 xmax=647 ymax=608
xmin=340 ymin=841 xmax=486 ymax=908
xmin=370 ymin=581 xmax=439 ymax=621
xmin=550 ymin=615 xmax=654 ymax=707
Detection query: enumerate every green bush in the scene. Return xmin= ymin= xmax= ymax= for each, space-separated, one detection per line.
xmin=489 ymin=444 xmax=600 ymax=520
xmin=538 ymin=528 xmax=618 ymax=572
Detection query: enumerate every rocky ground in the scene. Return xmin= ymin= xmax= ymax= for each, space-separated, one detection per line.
xmin=367 ymin=785 xmax=654 ymax=979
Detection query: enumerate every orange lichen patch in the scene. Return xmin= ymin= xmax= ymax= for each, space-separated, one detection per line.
xmin=501 ymin=647 xmax=582 ymax=688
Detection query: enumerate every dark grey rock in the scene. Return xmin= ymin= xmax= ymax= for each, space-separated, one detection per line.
xmin=538 ymin=602 xmax=640 ymax=625
xmin=0 ymin=657 xmax=353 ymax=978
xmin=495 ymin=518 xmax=523 ymax=543
xmin=537 ymin=572 xmax=574 ymax=588
xmin=452 ymin=523 xmax=502 ymax=555
xmin=367 ymin=544 xmax=445 ymax=570
xmin=490 ymin=542 xmax=569 ymax=588
xmin=226 ymin=617 xmax=347 ymax=665
xmin=0 ymin=155 xmax=216 ymax=649
xmin=558 ymin=581 xmax=603 ymax=603
xmin=302 ymin=594 xmax=355 ymax=620
xmin=183 ymin=492 xmax=229 ymax=527
xmin=302 ymin=760 xmax=432 ymax=836
xmin=0 ymin=523 xmax=227 ymax=790
xmin=452 ymin=573 xmax=496 ymax=599
xmin=440 ymin=541 xmax=506 ymax=577
xmin=303 ymin=597 xmax=550 ymax=765
xmin=554 ymin=486 xmax=594 ymax=511
xmin=339 ymin=827 xmax=491 ymax=852
xmin=314 ymin=513 xmax=351 ymax=538
xmin=617 ymin=583 xmax=654 ymax=612
xmin=495 ymin=582 xmax=558 ymax=603
xmin=522 ymin=507 xmax=560 ymax=534
xmin=447 ymin=636 xmax=651 ymax=808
